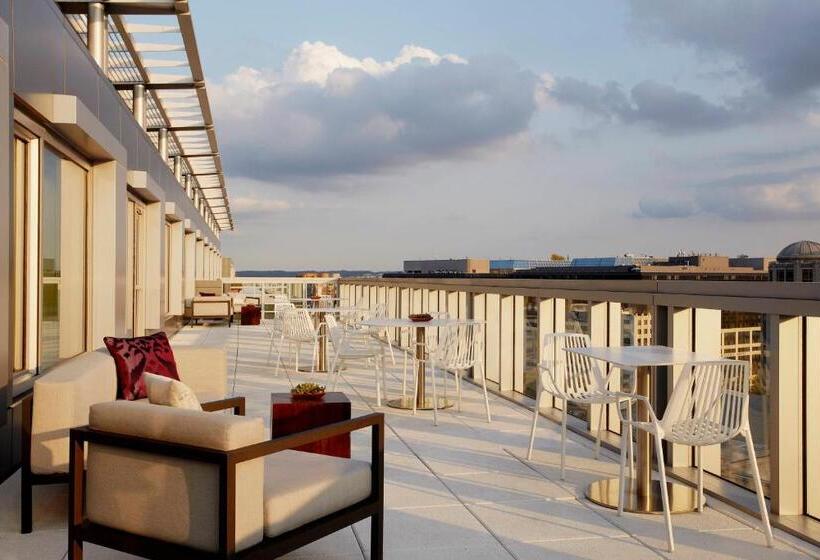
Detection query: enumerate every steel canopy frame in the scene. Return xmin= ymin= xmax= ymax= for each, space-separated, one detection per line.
xmin=59 ymin=0 xmax=234 ymax=231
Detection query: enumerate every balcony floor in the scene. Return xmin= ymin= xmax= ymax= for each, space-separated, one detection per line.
xmin=2 ymin=324 xmax=818 ymax=559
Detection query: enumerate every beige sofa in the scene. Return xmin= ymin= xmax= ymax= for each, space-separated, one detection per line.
xmin=20 ymin=345 xmax=229 ymax=533
xmin=190 ymin=280 xmax=233 ymax=325
xmin=68 ymin=402 xmax=384 ymax=559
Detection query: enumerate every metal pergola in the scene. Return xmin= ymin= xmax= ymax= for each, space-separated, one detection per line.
xmin=58 ymin=0 xmax=234 ymax=231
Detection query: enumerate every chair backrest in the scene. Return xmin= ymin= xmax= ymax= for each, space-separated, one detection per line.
xmin=661 ymin=360 xmax=750 ymax=443
xmin=86 ymin=401 xmax=266 ymax=553
xmin=435 ymin=321 xmax=483 ymax=370
xmin=324 ymin=314 xmax=344 ymax=349
xmin=540 ymin=333 xmax=605 ymax=399
xmin=282 ymin=308 xmax=315 ymax=339
xmin=272 ymin=301 xmax=295 ymax=317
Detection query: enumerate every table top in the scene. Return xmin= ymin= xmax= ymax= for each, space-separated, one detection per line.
xmin=361 ymin=317 xmax=460 ymax=328
xmin=270 ymin=391 xmax=350 ymax=405
xmin=564 ymin=345 xmax=718 ymax=368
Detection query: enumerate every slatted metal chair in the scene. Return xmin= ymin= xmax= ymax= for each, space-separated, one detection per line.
xmin=617 ymin=359 xmax=773 ymax=552
xmin=326 ymin=315 xmax=388 ymax=406
xmin=272 ymin=308 xmax=318 ymax=375
xmin=527 ymin=333 xmax=635 ymax=480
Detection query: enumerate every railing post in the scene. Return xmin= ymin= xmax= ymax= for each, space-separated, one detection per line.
xmin=665 ymin=306 xmax=694 ymax=467
xmin=513 ymin=295 xmax=525 ymax=393
xmin=499 ymin=295 xmax=514 ymax=392
xmin=588 ymin=302 xmax=608 ymax=434
xmin=694 ymin=308 xmax=722 ymax=473
xmin=606 ymin=302 xmax=622 ymax=433
xmin=485 ymin=293 xmax=500 ymax=385
xmin=769 ymin=314 xmax=803 ymax=515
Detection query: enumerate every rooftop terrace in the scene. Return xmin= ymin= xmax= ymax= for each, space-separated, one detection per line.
xmin=3 ymin=323 xmax=818 ymax=559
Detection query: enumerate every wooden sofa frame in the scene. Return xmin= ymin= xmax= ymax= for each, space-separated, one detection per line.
xmin=191 ymin=298 xmax=234 ymax=326
xmin=68 ymin=412 xmax=385 ymax=560
xmin=19 ymin=395 xmax=245 ymax=534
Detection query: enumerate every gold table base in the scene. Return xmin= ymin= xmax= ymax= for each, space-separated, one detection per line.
xmin=386 ymin=396 xmax=454 ymax=411
xmin=586 ymin=478 xmax=703 ymax=514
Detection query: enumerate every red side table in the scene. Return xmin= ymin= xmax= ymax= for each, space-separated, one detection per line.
xmin=270 ymin=392 xmax=351 ymax=458
xmin=241 ymin=304 xmax=261 ymax=325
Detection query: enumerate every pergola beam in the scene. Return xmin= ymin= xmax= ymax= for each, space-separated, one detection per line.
xmin=146 ymin=125 xmax=212 ymax=132
xmin=114 ymin=82 xmax=201 ymax=91
xmin=56 ymin=1 xmax=177 ymax=16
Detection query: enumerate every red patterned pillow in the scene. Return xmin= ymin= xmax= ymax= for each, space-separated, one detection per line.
xmin=103 ymin=332 xmax=180 ymax=400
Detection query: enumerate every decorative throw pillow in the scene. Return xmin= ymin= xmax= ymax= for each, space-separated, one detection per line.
xmin=198 ymin=292 xmax=216 ymax=297
xmin=144 ymin=373 xmax=201 ymax=411
xmin=103 ymin=332 xmax=179 ymax=400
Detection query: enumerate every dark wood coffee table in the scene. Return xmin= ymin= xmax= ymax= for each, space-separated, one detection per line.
xmin=270 ymin=392 xmax=351 ymax=458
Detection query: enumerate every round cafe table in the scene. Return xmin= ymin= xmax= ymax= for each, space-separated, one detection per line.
xmin=360 ymin=317 xmax=458 ymax=411
xmin=302 ymin=306 xmax=361 ymax=373
xmin=564 ymin=344 xmax=716 ymax=514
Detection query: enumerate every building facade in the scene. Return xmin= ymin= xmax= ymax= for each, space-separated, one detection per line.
xmin=0 ymin=0 xmax=232 ymax=481
xmin=404 ymin=258 xmax=490 ymax=274
xmin=769 ymin=241 xmax=820 ymax=282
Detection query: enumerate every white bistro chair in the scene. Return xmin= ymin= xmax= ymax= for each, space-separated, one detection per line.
xmin=434 ymin=321 xmax=492 ymax=425
xmin=264 ymin=302 xmax=295 ymax=363
xmin=271 ymin=308 xmax=319 ymax=375
xmin=616 ymin=359 xmax=773 ymax=552
xmin=326 ymin=315 xmax=388 ymax=406
xmin=527 ymin=333 xmax=635 ymax=480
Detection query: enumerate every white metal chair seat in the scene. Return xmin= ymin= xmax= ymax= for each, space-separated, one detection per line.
xmin=527 ymin=333 xmax=636 ymax=480
xmin=616 ymin=360 xmax=773 ymax=553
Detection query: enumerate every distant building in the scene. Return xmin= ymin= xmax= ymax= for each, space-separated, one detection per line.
xmin=769 ymin=240 xmax=820 ymax=282
xmin=490 ymin=259 xmax=554 ymax=273
xmin=404 ymin=258 xmax=489 ymax=274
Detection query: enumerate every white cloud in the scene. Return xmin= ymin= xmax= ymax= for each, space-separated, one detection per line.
xmin=210 ymin=42 xmax=549 ymax=184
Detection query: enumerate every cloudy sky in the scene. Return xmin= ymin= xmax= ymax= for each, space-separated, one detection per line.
xmin=193 ymin=0 xmax=820 ymax=270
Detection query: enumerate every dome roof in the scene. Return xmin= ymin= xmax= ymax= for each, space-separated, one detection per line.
xmin=777 ymin=240 xmax=820 ymax=261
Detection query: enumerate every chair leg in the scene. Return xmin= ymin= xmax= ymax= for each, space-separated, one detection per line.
xmin=560 ymin=403 xmax=568 ymax=480
xmin=370 ymin=510 xmax=384 ymax=560
xmin=455 ymin=371 xmax=462 ymax=412
xmin=380 ymin=357 xmax=388 ymax=403
xmin=618 ymin=421 xmax=629 ymax=516
xmin=20 ymin=469 xmax=32 ymax=534
xmin=412 ymin=360 xmax=419 ymax=416
xmin=431 ymin=359 xmax=439 ymax=426
xmin=479 ymin=360 xmax=491 ymax=423
xmin=654 ymin=433 xmax=675 ymax=553
xmin=626 ymin=401 xmax=635 ymax=480
xmin=274 ymin=336 xmax=285 ymax=377
xmin=745 ymin=430 xmax=774 ymax=547
xmin=595 ymin=402 xmax=605 ymax=460
xmin=295 ymin=342 xmax=300 ymax=373
xmin=402 ymin=348 xmax=409 ymax=399
xmin=385 ymin=329 xmax=396 ymax=365
xmin=527 ymin=391 xmax=541 ymax=460
xmin=374 ymin=358 xmax=382 ymax=407
xmin=330 ymin=355 xmax=341 ymax=391
xmin=266 ymin=332 xmax=276 ymax=365
xmin=697 ymin=446 xmax=704 ymax=513
xmin=310 ymin=339 xmax=317 ymax=374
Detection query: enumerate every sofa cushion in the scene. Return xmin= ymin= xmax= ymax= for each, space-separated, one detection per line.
xmin=31 ymin=349 xmax=117 ymax=474
xmin=87 ymin=401 xmax=266 ymax=553
xmin=103 ymin=332 xmax=179 ymax=400
xmin=174 ymin=347 xmax=227 ymax=401
xmin=263 ymin=451 xmax=372 ymax=538
xmin=144 ymin=373 xmax=201 ymax=410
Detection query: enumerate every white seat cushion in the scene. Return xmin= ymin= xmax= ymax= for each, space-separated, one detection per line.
xmin=263 ymin=451 xmax=372 ymax=538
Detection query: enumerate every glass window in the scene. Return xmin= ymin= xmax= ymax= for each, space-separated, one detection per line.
xmin=12 ymin=138 xmax=28 ymax=375
xmin=40 ymin=148 xmax=87 ymax=372
xmin=164 ymin=221 xmax=171 ymax=315
xmin=803 ymin=268 xmax=813 ymax=282
xmin=523 ymin=297 xmax=539 ymax=398
xmin=719 ymin=311 xmax=769 ymax=496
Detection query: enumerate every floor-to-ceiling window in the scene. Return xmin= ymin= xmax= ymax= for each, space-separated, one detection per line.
xmin=126 ymin=198 xmax=146 ymax=337
xmin=40 ymin=147 xmax=88 ymax=371
xmin=164 ymin=221 xmax=171 ymax=317
xmin=12 ymin=136 xmax=31 ymax=382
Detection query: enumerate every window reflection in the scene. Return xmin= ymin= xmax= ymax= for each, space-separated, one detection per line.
xmin=719 ymin=311 xmax=770 ymax=495
xmin=565 ymin=300 xmax=591 ymax=421
xmin=40 ymin=148 xmax=87 ymax=372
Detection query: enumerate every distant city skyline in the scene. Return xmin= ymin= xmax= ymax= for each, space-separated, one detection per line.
xmin=193 ymin=1 xmax=820 ymax=270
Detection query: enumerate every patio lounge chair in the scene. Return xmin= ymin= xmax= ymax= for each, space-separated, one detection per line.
xmin=67 ymin=401 xmax=384 ymax=559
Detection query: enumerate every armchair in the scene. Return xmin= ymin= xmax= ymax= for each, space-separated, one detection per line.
xmin=68 ymin=401 xmax=384 ymax=559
